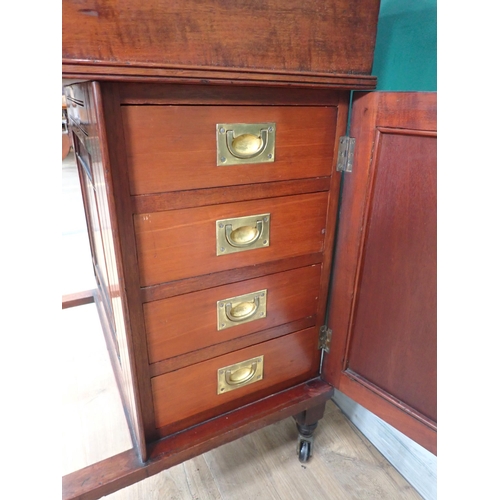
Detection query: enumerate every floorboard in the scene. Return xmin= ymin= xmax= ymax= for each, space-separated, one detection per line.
xmin=62 ymin=150 xmax=424 ymax=499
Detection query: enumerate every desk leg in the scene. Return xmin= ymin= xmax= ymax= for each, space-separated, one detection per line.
xmin=293 ymin=402 xmax=327 ymax=463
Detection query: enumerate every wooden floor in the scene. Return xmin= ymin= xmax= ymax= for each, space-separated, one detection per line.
xmin=62 ymin=303 xmax=422 ymax=500
xmin=62 ymin=151 xmax=422 ymax=499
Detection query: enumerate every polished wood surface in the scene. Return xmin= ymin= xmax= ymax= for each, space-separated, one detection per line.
xmin=62 ymin=0 xmax=380 ymax=89
xmin=151 ymin=327 xmax=321 ymax=434
xmin=122 ymin=105 xmax=336 ymax=194
xmin=145 ymin=265 xmax=322 ymax=364
xmin=67 ymin=80 xmax=343 ymax=456
xmin=323 ymin=92 xmax=437 ymax=454
xmin=134 ymin=192 xmax=329 ymax=286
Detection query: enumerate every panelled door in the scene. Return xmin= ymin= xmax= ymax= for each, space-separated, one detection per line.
xmin=322 ymin=92 xmax=437 ymax=454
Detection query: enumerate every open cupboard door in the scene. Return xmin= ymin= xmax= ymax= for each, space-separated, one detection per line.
xmin=321 ymin=92 xmax=437 ymax=454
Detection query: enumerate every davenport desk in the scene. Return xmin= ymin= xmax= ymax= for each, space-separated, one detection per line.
xmin=62 ymin=2 xmax=437 ymax=498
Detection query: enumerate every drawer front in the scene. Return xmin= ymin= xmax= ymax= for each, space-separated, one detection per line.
xmin=134 ymin=192 xmax=328 ymax=286
xmin=151 ymin=327 xmax=320 ymax=433
xmin=144 ymin=265 xmax=322 ymax=363
xmin=122 ymin=106 xmax=336 ymax=194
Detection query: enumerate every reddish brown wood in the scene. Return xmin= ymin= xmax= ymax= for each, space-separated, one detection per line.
xmin=98 ymin=83 xmax=158 ymax=446
xmin=118 ymin=83 xmax=343 ymax=106
xmin=145 ymin=265 xmax=322 ymax=363
xmin=134 ymin=192 xmax=329 ymax=286
xmin=293 ymin=401 xmax=327 ymax=427
xmin=62 ymin=378 xmax=334 ymax=500
xmin=151 ymin=327 xmax=321 ymax=435
xmin=62 ymin=290 xmax=95 ymax=309
xmin=132 ymin=178 xmax=331 ymax=214
xmin=323 ymin=92 xmax=437 ymax=454
xmin=62 ymin=0 xmax=380 ymax=81
xmin=62 ymin=65 xmax=378 ymax=89
xmin=122 ymin=105 xmax=337 ymax=195
xmin=347 ymin=129 xmax=436 ymax=421
xmin=141 ymin=253 xmax=324 ymax=303
xmin=149 ymin=317 xmax=317 ymax=376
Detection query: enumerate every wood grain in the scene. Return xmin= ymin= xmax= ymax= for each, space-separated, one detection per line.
xmin=151 ymin=328 xmax=321 ymax=433
xmin=117 ymin=83 xmax=343 ymax=106
xmin=62 ymin=378 xmax=334 ymax=500
xmin=62 ymin=0 xmax=380 ymax=78
xmin=131 ymin=178 xmax=331 ymax=214
xmin=122 ymin=105 xmax=336 ymax=194
xmin=144 ymin=265 xmax=322 ymax=364
xmin=323 ymin=91 xmax=437 ymax=454
xmin=134 ymin=192 xmax=329 ymax=286
xmin=62 ymin=64 xmax=378 ymax=89
xmin=141 ymin=253 xmax=323 ymax=303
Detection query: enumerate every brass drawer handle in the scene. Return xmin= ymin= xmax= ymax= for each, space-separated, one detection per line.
xmin=216 ymin=213 xmax=270 ymax=256
xmin=217 ymin=122 xmax=275 ymax=166
xmin=225 ymin=220 xmax=263 ymax=248
xmin=226 ymin=361 xmax=258 ymax=385
xmin=217 ymin=289 xmax=267 ymax=330
xmin=217 ymin=355 xmax=264 ymax=394
xmin=226 ymin=129 xmax=268 ymax=159
xmin=225 ymin=296 xmax=259 ymax=322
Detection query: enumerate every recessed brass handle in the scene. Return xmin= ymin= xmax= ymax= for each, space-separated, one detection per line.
xmin=217 ymin=355 xmax=264 ymax=394
xmin=225 ymin=361 xmax=258 ymax=385
xmin=225 ymin=296 xmax=260 ymax=322
xmin=217 ymin=289 xmax=267 ymax=330
xmin=217 ymin=122 xmax=275 ymax=166
xmin=225 ymin=220 xmax=263 ymax=248
xmin=226 ymin=130 xmax=268 ymax=159
xmin=216 ymin=213 xmax=270 ymax=256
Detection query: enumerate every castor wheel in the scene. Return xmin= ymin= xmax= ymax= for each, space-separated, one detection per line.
xmin=298 ymin=439 xmax=312 ymax=463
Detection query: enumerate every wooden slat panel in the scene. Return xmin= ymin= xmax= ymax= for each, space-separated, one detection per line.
xmin=151 ymin=328 xmax=320 ymax=433
xmin=144 ymin=265 xmax=322 ymax=363
xmin=134 ymin=192 xmax=329 ymax=286
xmin=122 ymin=106 xmax=336 ymax=195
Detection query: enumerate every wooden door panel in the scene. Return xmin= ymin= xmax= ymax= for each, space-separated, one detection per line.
xmin=322 ymin=92 xmax=437 ymax=453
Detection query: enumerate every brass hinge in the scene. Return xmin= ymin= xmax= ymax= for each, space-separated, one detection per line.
xmin=336 ymin=136 xmax=355 ymax=173
xmin=318 ymin=325 xmax=332 ymax=352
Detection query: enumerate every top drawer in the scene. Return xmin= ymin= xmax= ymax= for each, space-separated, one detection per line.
xmin=122 ymin=106 xmax=337 ymax=195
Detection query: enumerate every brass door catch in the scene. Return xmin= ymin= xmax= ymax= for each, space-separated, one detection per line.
xmin=217 ymin=123 xmax=276 ymax=166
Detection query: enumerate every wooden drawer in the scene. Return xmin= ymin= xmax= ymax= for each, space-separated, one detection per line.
xmin=122 ymin=106 xmax=336 ymax=194
xmin=134 ymin=192 xmax=328 ymax=286
xmin=144 ymin=265 xmax=322 ymax=364
xmin=151 ymin=327 xmax=320 ymax=434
